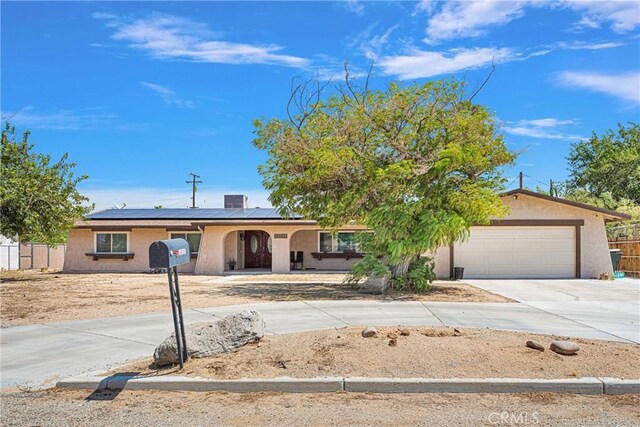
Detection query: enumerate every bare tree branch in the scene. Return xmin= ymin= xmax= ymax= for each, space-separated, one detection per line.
xmin=469 ymin=60 xmax=496 ymax=102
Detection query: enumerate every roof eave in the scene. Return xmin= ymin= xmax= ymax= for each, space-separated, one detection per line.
xmin=501 ymin=189 xmax=632 ymax=221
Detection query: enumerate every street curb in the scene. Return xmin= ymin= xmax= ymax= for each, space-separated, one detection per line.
xmin=56 ymin=375 xmax=640 ymax=395
xmin=599 ymin=377 xmax=640 ymax=395
xmin=344 ymin=377 xmax=604 ymax=394
xmin=58 ymin=375 xmax=344 ymax=393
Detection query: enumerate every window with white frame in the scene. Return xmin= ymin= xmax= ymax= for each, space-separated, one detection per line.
xmin=318 ymin=231 xmax=359 ymax=253
xmin=169 ymin=232 xmax=202 ymax=254
xmin=95 ymin=232 xmax=128 ymax=253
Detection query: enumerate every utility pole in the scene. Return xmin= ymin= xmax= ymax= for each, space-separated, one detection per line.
xmin=519 ymin=171 xmax=523 ymax=189
xmin=186 ymin=173 xmax=202 ymax=209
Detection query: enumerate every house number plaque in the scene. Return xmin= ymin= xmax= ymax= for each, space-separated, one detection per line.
xmin=273 ymin=233 xmax=288 ymax=239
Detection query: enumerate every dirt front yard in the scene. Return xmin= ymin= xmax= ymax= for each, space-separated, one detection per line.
xmin=3 ymin=389 xmax=638 ymax=427
xmin=0 ymin=271 xmax=510 ymax=326
xmin=111 ymin=326 xmax=640 ymax=380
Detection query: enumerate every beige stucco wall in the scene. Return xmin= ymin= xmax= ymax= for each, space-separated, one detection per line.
xmin=195 ymin=225 xmax=300 ymax=274
xmin=431 ymin=194 xmax=613 ymax=279
xmin=63 ymin=228 xmax=197 ymax=273
xmin=195 ymin=224 xmax=367 ymax=274
xmin=221 ymin=230 xmax=248 ymax=271
xmin=432 ymin=246 xmax=451 ymax=279
xmin=290 ymin=230 xmax=359 ymax=271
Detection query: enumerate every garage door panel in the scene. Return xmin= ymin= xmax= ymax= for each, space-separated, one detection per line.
xmin=455 ymin=226 xmax=575 ymax=279
xmin=513 ymin=252 xmax=539 ymax=264
xmin=548 ymin=252 xmax=575 ymax=265
xmin=513 ymin=238 xmax=549 ymax=251
xmin=543 ymin=228 xmax=575 ymax=238
xmin=510 ymin=228 xmax=544 ymax=238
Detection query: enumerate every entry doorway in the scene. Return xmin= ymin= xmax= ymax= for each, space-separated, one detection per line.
xmin=244 ymin=230 xmax=272 ymax=269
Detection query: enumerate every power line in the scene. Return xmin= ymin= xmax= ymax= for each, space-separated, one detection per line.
xmin=524 ymin=173 xmax=549 ymax=188
xmin=505 ymin=176 xmax=519 ymax=190
xmin=186 ymin=173 xmax=203 ymax=209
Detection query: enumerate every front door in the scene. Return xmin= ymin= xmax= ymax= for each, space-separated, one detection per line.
xmin=244 ymin=231 xmax=272 ymax=269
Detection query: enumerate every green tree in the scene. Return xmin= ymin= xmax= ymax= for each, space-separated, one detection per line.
xmin=1 ymin=123 xmax=92 ymax=245
xmin=567 ymin=123 xmax=640 ymax=203
xmin=253 ymin=76 xmax=515 ymax=290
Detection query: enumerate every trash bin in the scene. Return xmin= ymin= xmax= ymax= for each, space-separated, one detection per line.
xmin=609 ymin=249 xmax=622 ymax=272
xmin=453 ymin=267 xmax=465 ymax=280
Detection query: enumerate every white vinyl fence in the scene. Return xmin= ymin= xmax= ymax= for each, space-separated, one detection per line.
xmin=1 ymin=242 xmax=66 ymax=271
xmin=1 ymin=243 xmax=19 ymax=270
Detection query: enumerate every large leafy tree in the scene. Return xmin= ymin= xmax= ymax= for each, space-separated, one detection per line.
xmin=253 ymin=74 xmax=514 ymax=290
xmin=1 ymin=123 xmax=92 ymax=245
xmin=567 ymin=123 xmax=639 ymax=203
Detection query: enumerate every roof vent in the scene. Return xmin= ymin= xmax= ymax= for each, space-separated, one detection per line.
xmin=224 ymin=195 xmax=248 ymax=209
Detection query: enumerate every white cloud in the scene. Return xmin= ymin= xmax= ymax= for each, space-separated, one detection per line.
xmin=551 ymin=40 xmax=625 ymax=50
xmin=420 ymin=0 xmax=530 ymax=44
xmin=413 ymin=1 xmax=437 ymax=17
xmin=363 ymin=25 xmax=400 ymax=58
xmin=340 ymin=0 xmax=365 ymax=15
xmin=415 ymin=1 xmax=639 ymax=43
xmin=306 ymin=54 xmax=367 ymax=81
xmin=140 ymin=82 xmax=194 ymax=109
xmin=515 ymin=118 xmax=578 ymax=127
xmin=563 ymin=1 xmax=640 ymax=33
xmin=557 ymin=71 xmax=640 ymax=103
xmin=94 ymin=13 xmax=310 ymax=68
xmin=503 ymin=117 xmax=585 ymax=141
xmin=503 ymin=126 xmax=584 ymax=140
xmin=502 ymin=117 xmax=585 ymax=141
xmin=378 ymin=47 xmax=515 ymax=79
xmin=1 ymin=106 xmax=117 ymax=130
xmin=82 ymin=186 xmax=272 ymax=212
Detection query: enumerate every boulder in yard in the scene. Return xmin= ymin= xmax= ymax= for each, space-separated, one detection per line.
xmin=153 ymin=310 xmax=265 ymax=366
xmin=550 ymin=340 xmax=580 ymax=356
xmin=361 ymin=326 xmax=378 ymax=338
xmin=359 ymin=276 xmax=389 ymax=294
xmin=526 ymin=340 xmax=545 ymax=352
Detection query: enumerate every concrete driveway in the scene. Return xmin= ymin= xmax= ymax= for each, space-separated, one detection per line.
xmin=465 ymin=278 xmax=640 ymax=345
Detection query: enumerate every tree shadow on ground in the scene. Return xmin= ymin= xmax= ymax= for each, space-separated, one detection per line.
xmin=189 ymin=282 xmax=468 ymax=302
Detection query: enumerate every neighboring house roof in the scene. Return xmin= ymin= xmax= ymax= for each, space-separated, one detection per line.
xmin=502 ymin=189 xmax=631 ymax=221
xmin=86 ymin=208 xmax=302 ymax=221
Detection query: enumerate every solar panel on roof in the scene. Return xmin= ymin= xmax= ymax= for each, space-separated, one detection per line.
xmin=86 ymin=208 xmax=303 ymax=220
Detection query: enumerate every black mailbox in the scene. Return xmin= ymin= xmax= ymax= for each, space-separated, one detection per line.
xmin=148 ymin=238 xmax=191 ymax=368
xmin=149 ymin=239 xmax=191 ymax=269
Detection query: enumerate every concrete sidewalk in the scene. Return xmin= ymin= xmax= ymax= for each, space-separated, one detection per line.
xmin=2 ymin=299 xmax=635 ymax=389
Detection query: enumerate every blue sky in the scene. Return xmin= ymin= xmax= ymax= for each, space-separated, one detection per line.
xmin=2 ymin=1 xmax=639 ymax=210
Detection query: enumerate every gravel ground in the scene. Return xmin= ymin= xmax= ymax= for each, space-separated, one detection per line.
xmin=0 ymin=271 xmax=509 ymax=326
xmin=1 ymin=389 xmax=639 ymax=426
xmin=112 ymin=326 xmax=640 ymax=380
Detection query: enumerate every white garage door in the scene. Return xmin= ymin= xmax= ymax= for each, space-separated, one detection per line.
xmin=455 ymin=226 xmax=576 ymax=279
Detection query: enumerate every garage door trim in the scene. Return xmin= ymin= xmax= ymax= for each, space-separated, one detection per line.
xmin=450 ymin=220 xmax=582 ymax=279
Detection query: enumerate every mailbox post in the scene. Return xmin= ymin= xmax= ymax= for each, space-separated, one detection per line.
xmin=149 ymin=239 xmax=191 ymax=368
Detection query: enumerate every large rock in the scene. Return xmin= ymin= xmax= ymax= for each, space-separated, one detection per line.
xmin=526 ymin=340 xmax=545 ymax=352
xmin=361 ymin=326 xmax=378 ymax=338
xmin=359 ymin=276 xmax=389 ymax=294
xmin=550 ymin=340 xmax=580 ymax=356
xmin=153 ymin=310 xmax=265 ymax=366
